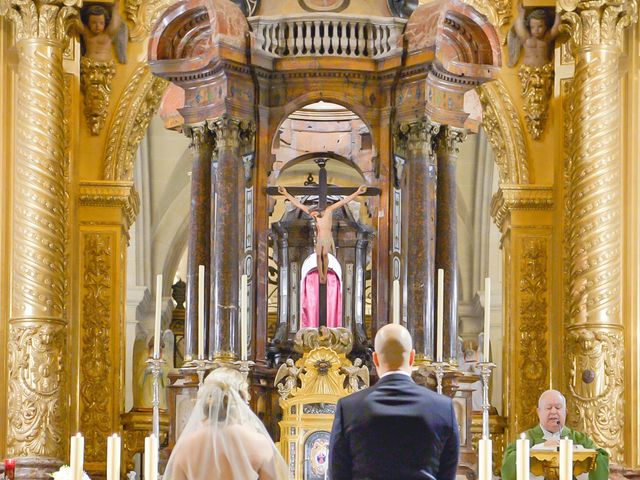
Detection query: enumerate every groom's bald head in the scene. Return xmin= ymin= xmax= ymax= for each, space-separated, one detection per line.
xmin=373 ymin=324 xmax=415 ymax=375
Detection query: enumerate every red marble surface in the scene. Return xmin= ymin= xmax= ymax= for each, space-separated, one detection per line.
xmin=159 ymin=83 xmax=185 ymax=129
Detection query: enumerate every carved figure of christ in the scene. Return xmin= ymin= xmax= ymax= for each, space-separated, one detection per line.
xmin=267 ymin=159 xmax=375 ymax=327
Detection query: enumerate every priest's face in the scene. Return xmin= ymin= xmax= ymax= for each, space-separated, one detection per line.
xmin=537 ymin=391 xmax=567 ymax=433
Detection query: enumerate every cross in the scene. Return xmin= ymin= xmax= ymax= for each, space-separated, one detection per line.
xmin=267 ymin=158 xmax=379 ymax=328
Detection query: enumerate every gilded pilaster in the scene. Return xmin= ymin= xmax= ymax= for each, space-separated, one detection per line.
xmin=560 ymin=0 xmax=637 ymax=462
xmin=1 ymin=0 xmax=79 ymax=475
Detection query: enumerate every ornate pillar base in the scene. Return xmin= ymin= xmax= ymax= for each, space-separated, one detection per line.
xmin=10 ymin=457 xmax=63 ymax=480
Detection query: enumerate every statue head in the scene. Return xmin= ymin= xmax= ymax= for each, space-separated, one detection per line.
xmin=536 ymin=389 xmax=567 ymax=433
xmin=83 ymin=5 xmax=111 ymax=34
xmin=526 ymin=9 xmax=550 ymax=39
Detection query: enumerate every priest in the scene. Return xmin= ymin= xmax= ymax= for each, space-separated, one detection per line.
xmin=501 ymin=389 xmax=609 ymax=480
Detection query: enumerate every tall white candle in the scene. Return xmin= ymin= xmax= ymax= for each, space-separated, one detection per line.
xmin=107 ymin=435 xmax=113 ymax=480
xmin=478 ymin=436 xmax=492 ymax=480
xmin=392 ymin=279 xmax=400 ymax=324
xmin=559 ymin=438 xmax=573 ymax=480
xmin=240 ymin=274 xmax=248 ymax=361
xmin=70 ymin=435 xmax=78 ymax=480
xmin=516 ymin=433 xmax=530 ymax=480
xmin=198 ymin=264 xmax=205 ymax=359
xmin=144 ymin=436 xmax=150 ymax=480
xmin=113 ymin=434 xmax=121 ymax=480
xmin=483 ymin=277 xmax=491 ymax=362
xmin=74 ymin=433 xmax=84 ymax=480
xmin=436 ymin=269 xmax=444 ymax=362
xmin=153 ymin=274 xmax=163 ymax=359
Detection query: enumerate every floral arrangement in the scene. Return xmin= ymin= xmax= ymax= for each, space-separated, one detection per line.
xmin=50 ymin=466 xmax=91 ymax=480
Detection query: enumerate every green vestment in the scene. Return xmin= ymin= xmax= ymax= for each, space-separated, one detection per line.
xmin=500 ymin=425 xmax=609 ymax=480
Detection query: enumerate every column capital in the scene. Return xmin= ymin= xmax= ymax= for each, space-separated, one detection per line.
xmin=560 ymin=0 xmax=638 ymax=52
xmin=393 ymin=118 xmax=440 ymax=160
xmin=207 ymin=116 xmax=255 ymax=155
xmin=437 ymin=126 xmax=468 ymax=156
xmin=1 ymin=0 xmax=80 ymax=45
xmin=490 ymin=184 xmax=554 ymax=233
xmin=78 ymin=180 xmax=140 ymax=234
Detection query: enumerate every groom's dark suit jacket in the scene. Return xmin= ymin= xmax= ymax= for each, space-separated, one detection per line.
xmin=328 ymin=372 xmax=460 ymax=480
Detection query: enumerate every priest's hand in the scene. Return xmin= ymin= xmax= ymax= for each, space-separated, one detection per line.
xmin=543 ymin=439 xmax=559 ymax=447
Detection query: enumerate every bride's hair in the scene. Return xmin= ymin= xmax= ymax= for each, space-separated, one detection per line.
xmin=200 ymin=368 xmax=249 ymax=421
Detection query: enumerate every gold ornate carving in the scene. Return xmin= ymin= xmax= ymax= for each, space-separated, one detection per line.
xmin=460 ymin=0 xmax=512 ymax=41
xmin=478 ymin=80 xmax=529 ymax=184
xmin=80 ymin=233 xmax=114 ymax=462
xmin=293 ymin=327 xmax=353 ymax=355
xmin=125 ymin=0 xmax=175 ymax=42
xmin=518 ymin=63 xmax=554 ymax=140
xmin=517 ymin=238 xmax=549 ymax=431
xmin=79 ymin=181 xmax=140 ymax=231
xmin=103 ymin=64 xmax=168 ymax=181
xmin=7 ymin=323 xmax=66 ymax=457
xmin=490 ymin=185 xmax=554 ymax=232
xmin=0 ymin=0 xmax=80 ymax=44
xmin=80 ymin=57 xmax=116 ymax=135
xmin=560 ymin=0 xmax=638 ymax=53
xmin=566 ymin=327 xmax=624 ymax=460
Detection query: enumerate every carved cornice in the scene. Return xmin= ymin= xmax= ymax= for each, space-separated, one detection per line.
xmin=79 ymin=181 xmax=140 ymax=230
xmin=103 ymin=64 xmax=168 ymax=181
xmin=478 ymin=79 xmax=529 ymax=184
xmin=0 ymin=0 xmax=80 ymax=45
xmin=560 ymin=0 xmax=638 ymax=53
xmin=490 ymin=185 xmax=554 ymax=231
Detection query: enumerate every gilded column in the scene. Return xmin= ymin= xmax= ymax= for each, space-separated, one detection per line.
xmin=435 ymin=126 xmax=467 ymax=365
xmin=1 ymin=0 xmax=78 ymax=476
xmin=183 ymin=124 xmax=212 ymax=362
xmin=394 ymin=119 xmax=440 ymax=362
xmin=561 ymin=0 xmax=637 ymax=462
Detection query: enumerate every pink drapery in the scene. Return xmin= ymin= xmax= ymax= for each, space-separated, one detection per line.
xmin=300 ymin=270 xmax=342 ymax=328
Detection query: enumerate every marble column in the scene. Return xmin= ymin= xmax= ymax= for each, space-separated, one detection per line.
xmin=183 ymin=124 xmax=212 ymax=362
xmin=1 ymin=0 xmax=79 ymax=476
xmin=395 ymin=119 xmax=440 ymax=362
xmin=561 ymin=0 xmax=637 ymax=463
xmin=435 ymin=127 xmax=467 ymax=365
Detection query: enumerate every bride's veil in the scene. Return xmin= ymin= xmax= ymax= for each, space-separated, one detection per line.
xmin=163 ymin=367 xmax=289 ymax=480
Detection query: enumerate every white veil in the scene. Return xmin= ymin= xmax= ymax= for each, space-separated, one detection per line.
xmin=164 ymin=368 xmax=289 ymax=480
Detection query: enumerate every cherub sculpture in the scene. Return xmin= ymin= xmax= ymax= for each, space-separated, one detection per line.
xmin=507 ymin=3 xmax=560 ymax=139
xmin=274 ymin=358 xmax=301 ymax=400
xmin=341 ymin=358 xmax=369 ymax=392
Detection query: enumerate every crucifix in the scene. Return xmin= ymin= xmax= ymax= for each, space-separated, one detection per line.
xmin=267 ymin=158 xmax=378 ymax=328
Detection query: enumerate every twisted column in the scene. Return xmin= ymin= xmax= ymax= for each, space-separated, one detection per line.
xmin=435 ymin=126 xmax=467 ymax=365
xmin=1 ymin=0 xmax=79 ymax=475
xmin=394 ymin=119 xmax=439 ymax=362
xmin=183 ymin=125 xmax=212 ymax=362
xmin=561 ymin=0 xmax=637 ymax=462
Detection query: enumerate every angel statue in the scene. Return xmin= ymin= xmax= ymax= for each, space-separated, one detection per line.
xmin=507 ymin=3 xmax=560 ymax=139
xmin=75 ymin=1 xmax=128 ymax=135
xmin=274 ymin=358 xmax=301 ymax=400
xmin=341 ymin=358 xmax=369 ymax=392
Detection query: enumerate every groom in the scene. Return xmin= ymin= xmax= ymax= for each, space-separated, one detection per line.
xmin=328 ymin=324 xmax=460 ymax=480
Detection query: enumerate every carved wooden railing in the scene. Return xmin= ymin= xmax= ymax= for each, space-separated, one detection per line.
xmin=249 ymin=14 xmax=406 ymax=59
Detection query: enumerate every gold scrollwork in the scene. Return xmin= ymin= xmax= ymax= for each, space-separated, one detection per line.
xmin=125 ymin=0 xmax=175 ymax=42
xmin=566 ymin=327 xmax=624 ymax=461
xmin=7 ymin=323 xmax=66 ymax=458
xmin=1 ymin=0 xmax=80 ymax=44
xmin=478 ymin=80 xmax=529 ymax=185
xmin=103 ymin=64 xmax=168 ymax=181
xmin=80 ymin=233 xmax=114 ymax=462
xmin=80 ymin=57 xmax=116 ymax=136
xmin=460 ymin=0 xmax=512 ymax=41
xmin=518 ymin=238 xmax=549 ymax=431
xmin=518 ymin=63 xmax=554 ymax=140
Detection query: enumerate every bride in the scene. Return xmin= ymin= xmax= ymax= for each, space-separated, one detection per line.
xmin=164 ymin=367 xmax=289 ymax=480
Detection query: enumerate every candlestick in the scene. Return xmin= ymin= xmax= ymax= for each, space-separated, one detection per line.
xmin=392 ymin=279 xmax=400 ymax=324
xmin=516 ymin=433 xmax=529 ymax=480
xmin=240 ymin=274 xmax=248 ymax=361
xmin=4 ymin=458 xmax=16 ymax=480
xmin=559 ymin=438 xmax=573 ymax=480
xmin=153 ymin=274 xmax=162 ymax=359
xmin=436 ymin=268 xmax=444 ymax=362
xmin=478 ymin=436 xmax=492 ymax=480
xmin=198 ymin=264 xmax=205 ymax=359
xmin=483 ymin=277 xmax=491 ymax=362
xmin=145 ymin=434 xmax=159 ymax=480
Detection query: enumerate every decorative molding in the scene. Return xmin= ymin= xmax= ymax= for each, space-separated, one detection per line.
xmin=461 ymin=0 xmax=512 ymax=41
xmin=1 ymin=0 xmax=80 ymax=44
xmin=79 ymin=181 xmax=140 ymax=231
xmin=478 ymin=79 xmax=529 ymax=185
xmin=7 ymin=323 xmax=67 ymax=458
xmin=566 ymin=327 xmax=624 ymax=460
xmin=80 ymin=233 xmax=114 ymax=462
xmin=80 ymin=58 xmax=116 ymax=136
xmin=125 ymin=0 xmax=175 ymax=42
xmin=103 ymin=64 xmax=168 ymax=181
xmin=560 ymin=0 xmax=638 ymax=53
xmin=517 ymin=238 xmax=549 ymax=431
xmin=518 ymin=63 xmax=554 ymax=140
xmin=490 ymin=185 xmax=554 ymax=231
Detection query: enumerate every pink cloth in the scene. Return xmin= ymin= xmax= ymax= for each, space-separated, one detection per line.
xmin=300 ymin=270 xmax=342 ymax=328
